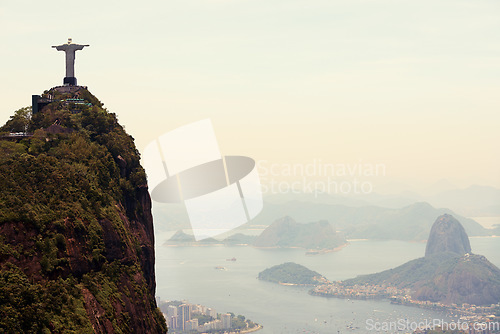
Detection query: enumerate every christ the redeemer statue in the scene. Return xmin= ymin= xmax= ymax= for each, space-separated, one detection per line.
xmin=52 ymin=38 xmax=89 ymax=86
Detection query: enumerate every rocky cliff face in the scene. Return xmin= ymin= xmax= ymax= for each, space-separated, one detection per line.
xmin=0 ymin=87 xmax=167 ymax=333
xmin=425 ymin=214 xmax=471 ymax=257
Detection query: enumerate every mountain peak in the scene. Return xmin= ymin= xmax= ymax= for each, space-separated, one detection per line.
xmin=0 ymin=87 xmax=167 ymax=333
xmin=425 ymin=214 xmax=471 ymax=257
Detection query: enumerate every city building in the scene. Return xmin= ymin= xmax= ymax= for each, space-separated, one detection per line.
xmin=185 ymin=319 xmax=198 ymax=331
xmin=221 ymin=313 xmax=232 ymax=329
xmin=167 ymin=305 xmax=178 ymax=318
xmin=168 ymin=315 xmax=178 ymax=330
xmin=206 ymin=307 xmax=217 ymax=318
xmin=178 ymin=304 xmax=191 ymax=330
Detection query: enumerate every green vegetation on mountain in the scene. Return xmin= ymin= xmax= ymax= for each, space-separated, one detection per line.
xmin=0 ymin=87 xmax=166 ymax=333
xmin=346 ymin=252 xmax=500 ymax=306
xmin=258 ymin=262 xmax=327 ymax=285
xmin=344 ymin=215 xmax=500 ymax=306
xmin=0 ymin=106 xmax=32 ymax=134
xmin=0 ymin=265 xmax=91 ymax=333
xmin=253 ymin=216 xmax=346 ymax=250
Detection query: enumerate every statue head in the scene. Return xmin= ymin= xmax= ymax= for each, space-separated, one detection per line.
xmin=67 ymin=38 xmax=72 ymax=44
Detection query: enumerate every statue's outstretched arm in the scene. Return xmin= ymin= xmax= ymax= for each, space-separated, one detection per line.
xmin=74 ymin=44 xmax=90 ymax=51
xmin=52 ymin=45 xmax=67 ymax=51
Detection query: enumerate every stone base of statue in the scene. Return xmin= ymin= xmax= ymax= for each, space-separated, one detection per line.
xmin=64 ymin=77 xmax=77 ymax=86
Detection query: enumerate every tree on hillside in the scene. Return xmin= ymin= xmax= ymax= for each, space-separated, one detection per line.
xmin=0 ymin=106 xmax=32 ymax=133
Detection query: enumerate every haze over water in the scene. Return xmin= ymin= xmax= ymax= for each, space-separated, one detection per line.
xmin=155 ymin=237 xmax=500 ymax=333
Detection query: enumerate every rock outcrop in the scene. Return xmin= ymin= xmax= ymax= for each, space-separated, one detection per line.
xmin=425 ymin=214 xmax=471 ymax=257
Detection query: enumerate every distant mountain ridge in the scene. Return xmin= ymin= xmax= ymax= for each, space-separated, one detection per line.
xmin=153 ymin=194 xmax=495 ymax=243
xmin=245 ymin=201 xmax=488 ymax=241
xmin=153 ymin=182 xmax=500 ymax=237
xmin=429 ymin=185 xmax=500 ymax=216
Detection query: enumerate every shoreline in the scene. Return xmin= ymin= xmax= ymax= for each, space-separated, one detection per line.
xmin=240 ymin=324 xmax=263 ymax=333
xmin=309 ymin=290 xmax=499 ymax=322
xmin=306 ymin=243 xmax=349 ymax=255
xmin=278 ymin=282 xmax=316 ymax=287
xmin=309 ymin=290 xmax=387 ymax=301
xmin=163 ymin=243 xmax=226 ymax=247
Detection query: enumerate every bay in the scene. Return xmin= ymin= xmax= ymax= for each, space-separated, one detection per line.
xmin=155 ymin=237 xmax=500 ymax=333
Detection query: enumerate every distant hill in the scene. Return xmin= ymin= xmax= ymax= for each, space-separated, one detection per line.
xmin=429 ymin=185 xmax=500 ymax=217
xmin=152 ymin=195 xmax=492 ymax=242
xmin=258 ymin=262 xmax=327 ymax=285
xmin=253 ymin=217 xmax=346 ymax=250
xmin=344 ymin=215 xmax=500 ymax=306
xmin=244 ymin=201 xmax=488 ymax=241
xmin=351 ymin=202 xmax=488 ymax=240
xmin=222 ymin=233 xmax=256 ymax=246
xmin=260 ymin=184 xmax=500 ymax=217
xmin=165 ymin=230 xmax=196 ymax=244
xmin=164 ymin=230 xmax=231 ymax=246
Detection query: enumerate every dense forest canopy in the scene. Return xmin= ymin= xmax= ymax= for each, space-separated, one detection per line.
xmin=0 ymin=88 xmax=166 ymax=333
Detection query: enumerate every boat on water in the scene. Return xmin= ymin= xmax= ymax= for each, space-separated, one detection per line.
xmin=306 ymin=250 xmax=320 ymax=255
xmin=214 ymin=266 xmax=227 ymax=270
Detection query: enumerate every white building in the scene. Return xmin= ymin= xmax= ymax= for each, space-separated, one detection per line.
xmin=185 ymin=319 xmax=199 ymax=331
xmin=202 ymin=319 xmax=223 ymax=331
xmin=206 ymin=307 xmax=217 ymax=318
xmin=214 ymin=319 xmax=223 ymax=330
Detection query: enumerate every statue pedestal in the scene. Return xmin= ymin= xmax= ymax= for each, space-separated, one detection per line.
xmin=64 ymin=77 xmax=77 ymax=86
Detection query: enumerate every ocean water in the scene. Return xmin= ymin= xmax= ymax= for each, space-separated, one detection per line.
xmin=154 ymin=237 xmax=500 ymax=333
xmin=471 ymin=217 xmax=500 ymax=230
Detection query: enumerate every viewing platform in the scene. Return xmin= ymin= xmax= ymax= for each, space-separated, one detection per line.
xmin=0 ymin=132 xmax=33 ymax=140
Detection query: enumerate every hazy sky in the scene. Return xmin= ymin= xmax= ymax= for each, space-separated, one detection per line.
xmin=1 ymin=0 xmax=499 ymax=192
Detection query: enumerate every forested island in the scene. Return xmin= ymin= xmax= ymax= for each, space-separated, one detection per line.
xmin=258 ymin=262 xmax=329 ymax=286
